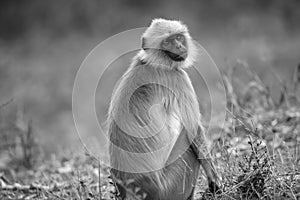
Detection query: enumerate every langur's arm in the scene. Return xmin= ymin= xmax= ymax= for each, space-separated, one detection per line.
xmin=190 ymin=126 xmax=221 ymax=193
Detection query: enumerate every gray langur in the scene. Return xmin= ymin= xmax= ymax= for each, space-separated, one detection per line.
xmin=108 ymin=18 xmax=220 ymax=200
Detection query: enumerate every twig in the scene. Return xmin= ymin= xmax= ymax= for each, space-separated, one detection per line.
xmin=98 ymin=159 xmax=102 ymax=200
xmin=0 ymin=98 xmax=13 ymax=110
xmin=292 ymin=63 xmax=300 ymax=92
xmin=225 ymin=108 xmax=257 ymax=137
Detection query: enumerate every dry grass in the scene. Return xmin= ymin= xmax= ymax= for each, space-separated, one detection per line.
xmin=0 ymin=63 xmax=299 ymax=199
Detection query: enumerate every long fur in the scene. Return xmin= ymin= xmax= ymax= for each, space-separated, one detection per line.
xmin=108 ymin=19 xmax=215 ymax=200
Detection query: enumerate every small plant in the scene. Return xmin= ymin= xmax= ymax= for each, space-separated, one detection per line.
xmin=236 ymin=136 xmax=271 ymax=199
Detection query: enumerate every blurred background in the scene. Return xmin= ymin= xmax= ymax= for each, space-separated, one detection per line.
xmin=0 ymin=0 xmax=299 ymax=155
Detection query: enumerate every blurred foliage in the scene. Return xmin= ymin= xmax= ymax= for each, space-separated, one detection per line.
xmin=0 ymin=0 xmax=299 ymax=155
xmin=1 ymin=0 xmax=300 ymax=41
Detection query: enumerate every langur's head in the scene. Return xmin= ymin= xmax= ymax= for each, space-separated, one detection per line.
xmin=138 ymin=18 xmax=198 ymax=69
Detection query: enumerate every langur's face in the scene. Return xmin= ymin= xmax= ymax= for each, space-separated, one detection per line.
xmin=161 ymin=33 xmax=188 ymax=62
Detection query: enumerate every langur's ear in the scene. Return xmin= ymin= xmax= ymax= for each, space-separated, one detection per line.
xmin=141 ymin=37 xmax=146 ymax=50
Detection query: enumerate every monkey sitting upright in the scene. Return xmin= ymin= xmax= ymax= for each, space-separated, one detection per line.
xmin=108 ymin=18 xmax=220 ymax=200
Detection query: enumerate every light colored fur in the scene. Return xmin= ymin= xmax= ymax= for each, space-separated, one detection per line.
xmin=138 ymin=18 xmax=199 ymax=69
xmin=108 ymin=19 xmax=213 ymax=200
